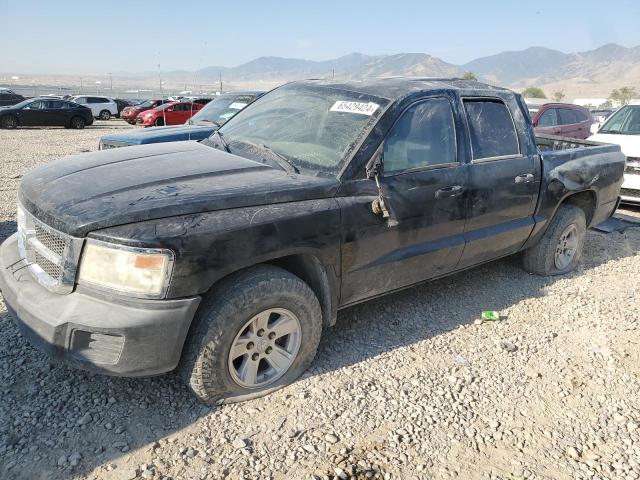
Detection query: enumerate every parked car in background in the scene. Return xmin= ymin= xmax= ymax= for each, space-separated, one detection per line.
xmin=99 ymin=92 xmax=263 ymax=149
xmin=135 ymin=101 xmax=203 ymax=127
xmin=532 ymin=103 xmax=594 ymax=139
xmin=120 ymin=99 xmax=172 ymax=125
xmin=69 ymin=96 xmax=119 ymax=120
xmin=0 ymin=88 xmax=26 ymax=106
xmin=588 ymin=103 xmax=640 ymax=203
xmin=0 ymin=98 xmax=93 ymax=129
xmin=113 ymin=99 xmax=132 ymax=118
xmin=590 ymin=108 xmax=614 ymax=124
xmin=0 ymin=79 xmax=624 ymax=404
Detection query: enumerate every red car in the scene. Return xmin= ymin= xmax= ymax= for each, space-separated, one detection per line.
xmin=532 ymin=103 xmax=594 ymax=139
xmin=135 ymin=101 xmax=203 ymax=127
xmin=120 ymin=99 xmax=172 ymax=125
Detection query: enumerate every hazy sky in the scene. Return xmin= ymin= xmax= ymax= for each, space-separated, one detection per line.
xmin=2 ymin=0 xmax=640 ymax=74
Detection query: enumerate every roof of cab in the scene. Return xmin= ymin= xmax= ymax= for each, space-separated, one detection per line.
xmin=296 ymin=77 xmax=514 ymax=101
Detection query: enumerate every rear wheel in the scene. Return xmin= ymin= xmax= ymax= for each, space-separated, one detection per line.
xmin=99 ymin=110 xmax=111 ymax=120
xmin=1 ymin=115 xmax=18 ymax=129
xmin=522 ymin=204 xmax=586 ymax=275
xmin=70 ymin=116 xmax=86 ymax=129
xmin=179 ymin=266 xmax=323 ymax=405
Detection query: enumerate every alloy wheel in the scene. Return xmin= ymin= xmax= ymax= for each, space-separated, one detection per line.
xmin=227 ymin=308 xmax=302 ymax=389
xmin=554 ymin=224 xmax=578 ymax=269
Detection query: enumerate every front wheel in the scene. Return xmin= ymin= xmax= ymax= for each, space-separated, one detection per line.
xmin=154 ymin=118 xmax=165 ymax=127
xmin=179 ymin=266 xmax=323 ymax=405
xmin=522 ymin=204 xmax=586 ymax=275
xmin=1 ymin=115 xmax=18 ymax=129
xmin=99 ymin=110 xmax=111 ymax=120
xmin=70 ymin=116 xmax=86 ymax=129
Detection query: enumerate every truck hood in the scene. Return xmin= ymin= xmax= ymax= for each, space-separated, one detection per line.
xmin=19 ymin=141 xmax=339 ymax=237
xmin=588 ymin=133 xmax=640 ymax=157
xmin=101 ymin=124 xmax=216 ymax=145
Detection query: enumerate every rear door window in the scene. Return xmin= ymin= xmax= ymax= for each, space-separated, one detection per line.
xmin=463 ymin=99 xmax=520 ymax=160
xmin=384 ymin=98 xmax=457 ymax=173
xmin=558 ymin=109 xmax=579 ymax=125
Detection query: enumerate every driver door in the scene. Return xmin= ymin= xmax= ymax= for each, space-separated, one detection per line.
xmin=340 ymin=97 xmax=468 ymax=305
xmin=18 ymin=100 xmax=46 ymax=126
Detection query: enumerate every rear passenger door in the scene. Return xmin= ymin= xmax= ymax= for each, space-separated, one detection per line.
xmin=458 ymin=98 xmax=539 ymax=269
xmin=43 ymin=100 xmax=67 ymax=126
xmin=340 ymin=97 xmax=468 ymax=304
xmin=557 ymin=108 xmax=580 ymax=138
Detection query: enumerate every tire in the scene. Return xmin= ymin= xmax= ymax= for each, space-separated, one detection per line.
xmin=99 ymin=110 xmax=111 ymax=120
xmin=179 ymin=265 xmax=323 ymax=405
xmin=70 ymin=116 xmax=86 ymax=129
xmin=154 ymin=118 xmax=165 ymax=127
xmin=1 ymin=115 xmax=18 ymax=129
xmin=522 ymin=204 xmax=586 ymax=276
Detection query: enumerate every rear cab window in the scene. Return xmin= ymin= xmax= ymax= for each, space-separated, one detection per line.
xmin=463 ymin=99 xmax=520 ymax=160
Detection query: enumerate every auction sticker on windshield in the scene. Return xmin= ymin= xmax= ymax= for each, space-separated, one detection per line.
xmin=229 ymin=102 xmax=248 ymax=110
xmin=330 ymin=101 xmax=379 ymax=116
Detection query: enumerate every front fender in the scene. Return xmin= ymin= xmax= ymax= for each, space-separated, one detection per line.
xmin=89 ymin=199 xmax=342 ymax=299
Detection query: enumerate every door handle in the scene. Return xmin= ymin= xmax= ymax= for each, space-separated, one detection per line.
xmin=435 ymin=185 xmax=464 ymax=199
xmin=514 ymin=173 xmax=535 ymax=184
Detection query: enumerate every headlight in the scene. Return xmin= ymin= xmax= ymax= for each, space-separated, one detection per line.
xmin=78 ymin=240 xmax=174 ymax=298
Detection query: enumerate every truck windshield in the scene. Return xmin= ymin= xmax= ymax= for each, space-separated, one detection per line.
xmin=187 ymin=94 xmax=256 ymax=126
xmin=599 ymin=105 xmax=640 ymax=134
xmin=204 ymin=84 xmax=389 ymax=174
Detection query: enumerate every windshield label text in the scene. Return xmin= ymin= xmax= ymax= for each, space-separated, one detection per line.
xmin=330 ymin=101 xmax=379 ymax=116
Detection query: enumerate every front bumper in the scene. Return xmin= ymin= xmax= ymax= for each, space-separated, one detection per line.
xmin=0 ymin=233 xmax=201 ymax=376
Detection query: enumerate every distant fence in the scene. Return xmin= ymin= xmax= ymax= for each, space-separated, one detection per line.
xmin=2 ymin=84 xmax=224 ymax=101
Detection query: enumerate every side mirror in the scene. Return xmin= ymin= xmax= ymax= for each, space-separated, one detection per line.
xmin=590 ymin=122 xmax=601 ymax=135
xmin=365 ymin=143 xmax=384 ymax=179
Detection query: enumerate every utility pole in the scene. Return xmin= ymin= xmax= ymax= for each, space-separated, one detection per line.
xmin=109 ymin=72 xmax=113 ymax=93
xmin=332 ymin=68 xmax=335 ymax=81
xmin=157 ymin=64 xmax=163 ymax=96
xmin=80 ymin=77 xmax=83 ymax=94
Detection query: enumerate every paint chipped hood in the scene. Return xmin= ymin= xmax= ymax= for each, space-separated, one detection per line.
xmin=19 ymin=141 xmax=339 ymax=237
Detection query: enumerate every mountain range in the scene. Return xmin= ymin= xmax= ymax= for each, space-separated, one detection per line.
xmin=152 ymin=43 xmax=640 ymax=93
xmin=4 ymin=43 xmax=639 ymax=100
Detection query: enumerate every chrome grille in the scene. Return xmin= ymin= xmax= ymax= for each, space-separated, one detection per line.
xmin=34 ymin=223 xmax=66 ymax=257
xmin=35 ymin=251 xmax=63 ymax=279
xmin=17 ymin=204 xmax=84 ymax=294
xmin=621 ymin=188 xmax=640 ymax=199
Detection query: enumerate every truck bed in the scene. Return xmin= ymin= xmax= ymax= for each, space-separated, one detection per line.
xmin=534 ymin=133 xmax=625 ymax=226
xmin=536 ymin=133 xmax=609 ymax=151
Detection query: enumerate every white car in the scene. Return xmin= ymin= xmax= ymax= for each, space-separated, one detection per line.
xmin=588 ymin=103 xmax=640 ymax=204
xmin=69 ymin=96 xmax=118 ymax=120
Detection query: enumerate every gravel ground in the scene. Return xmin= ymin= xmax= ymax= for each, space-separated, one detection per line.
xmin=0 ymin=123 xmax=639 ymax=480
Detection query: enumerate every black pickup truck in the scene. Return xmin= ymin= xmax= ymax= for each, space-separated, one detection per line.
xmin=0 ymin=79 xmax=624 ymax=405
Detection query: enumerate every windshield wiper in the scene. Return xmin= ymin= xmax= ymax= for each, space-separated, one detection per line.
xmin=256 ymin=143 xmax=299 ymax=174
xmin=211 ymin=130 xmax=231 ymax=153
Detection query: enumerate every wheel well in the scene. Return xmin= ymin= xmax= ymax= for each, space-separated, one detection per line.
xmin=1 ymin=114 xmax=19 ymax=125
xmin=562 ymin=190 xmax=596 ymax=226
xmin=268 ymin=254 xmax=337 ymax=327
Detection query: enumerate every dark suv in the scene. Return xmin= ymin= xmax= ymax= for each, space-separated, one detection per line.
xmin=0 ymin=88 xmax=26 ymax=107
